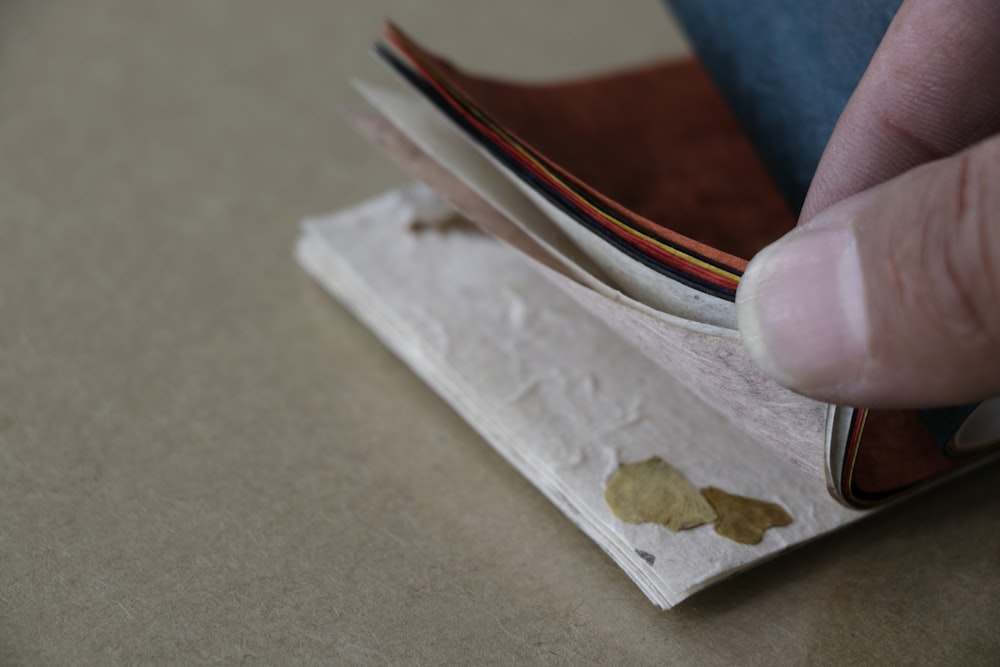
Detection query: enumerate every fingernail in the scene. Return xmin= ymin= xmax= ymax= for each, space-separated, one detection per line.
xmin=737 ymin=225 xmax=869 ymax=392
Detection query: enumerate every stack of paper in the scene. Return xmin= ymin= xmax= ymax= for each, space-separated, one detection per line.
xmin=296 ymin=24 xmax=1000 ymax=606
xmin=297 ymin=183 xmax=858 ymax=608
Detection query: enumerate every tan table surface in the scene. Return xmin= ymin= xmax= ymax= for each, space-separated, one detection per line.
xmin=3 ymin=1 xmax=999 ymax=664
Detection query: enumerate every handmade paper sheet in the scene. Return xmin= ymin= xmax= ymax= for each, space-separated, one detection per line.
xmin=296 ymin=184 xmax=860 ymax=607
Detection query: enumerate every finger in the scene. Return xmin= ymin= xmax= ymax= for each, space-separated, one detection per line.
xmin=737 ymin=134 xmax=1000 ymax=408
xmin=802 ymin=0 xmax=1000 ymax=221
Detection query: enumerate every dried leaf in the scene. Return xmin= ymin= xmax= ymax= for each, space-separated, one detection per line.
xmin=408 ymin=214 xmax=483 ymax=234
xmin=604 ymin=457 xmax=717 ymax=531
xmin=700 ymin=486 xmax=793 ymax=545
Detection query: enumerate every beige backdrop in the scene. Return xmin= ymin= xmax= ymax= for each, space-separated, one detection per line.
xmin=2 ymin=1 xmax=999 ymax=664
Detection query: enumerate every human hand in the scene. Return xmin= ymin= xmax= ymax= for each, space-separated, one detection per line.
xmin=736 ymin=0 xmax=1000 ymax=408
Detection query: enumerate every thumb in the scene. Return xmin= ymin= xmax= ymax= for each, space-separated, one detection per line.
xmin=737 ymin=135 xmax=1000 ymax=408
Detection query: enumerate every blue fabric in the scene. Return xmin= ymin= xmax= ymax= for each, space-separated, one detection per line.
xmin=665 ymin=0 xmax=901 ymax=212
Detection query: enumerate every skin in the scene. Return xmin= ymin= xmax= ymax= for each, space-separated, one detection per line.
xmin=737 ymin=0 xmax=1000 ymax=408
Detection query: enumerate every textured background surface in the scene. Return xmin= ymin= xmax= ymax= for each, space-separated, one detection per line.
xmin=2 ymin=1 xmax=999 ymax=664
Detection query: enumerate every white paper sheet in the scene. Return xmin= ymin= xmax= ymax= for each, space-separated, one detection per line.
xmin=350 ymin=82 xmax=833 ymax=481
xmin=296 ymin=183 xmax=861 ymax=608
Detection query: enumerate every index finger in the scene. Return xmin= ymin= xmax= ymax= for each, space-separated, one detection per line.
xmin=802 ymin=0 xmax=1000 ymax=221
